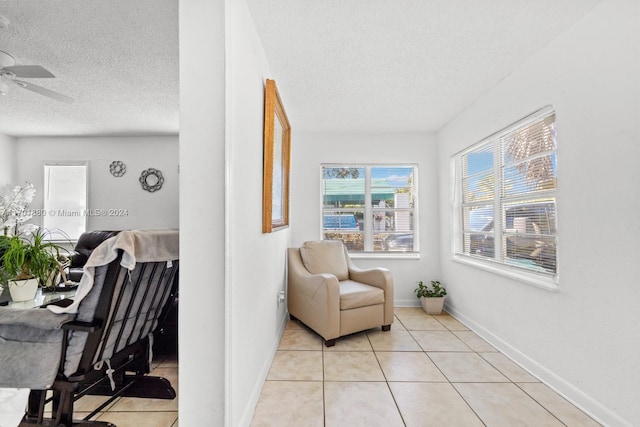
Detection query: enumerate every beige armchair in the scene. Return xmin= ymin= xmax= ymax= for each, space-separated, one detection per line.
xmin=287 ymin=240 xmax=394 ymax=346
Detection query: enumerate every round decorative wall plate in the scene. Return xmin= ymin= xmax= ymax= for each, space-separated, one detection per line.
xmin=109 ymin=160 xmax=126 ymax=177
xmin=139 ymin=168 xmax=164 ymax=192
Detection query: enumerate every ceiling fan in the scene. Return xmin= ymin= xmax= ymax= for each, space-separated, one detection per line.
xmin=0 ymin=50 xmax=74 ymax=104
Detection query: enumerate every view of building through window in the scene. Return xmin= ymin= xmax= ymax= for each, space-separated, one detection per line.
xmin=321 ymin=165 xmax=417 ymax=253
xmin=455 ymin=107 xmax=557 ymax=275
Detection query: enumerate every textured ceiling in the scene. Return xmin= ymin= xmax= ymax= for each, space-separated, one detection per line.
xmin=246 ymin=0 xmax=602 ymax=132
xmin=0 ymin=1 xmax=601 ymax=137
xmin=0 ymin=0 xmax=178 ymax=137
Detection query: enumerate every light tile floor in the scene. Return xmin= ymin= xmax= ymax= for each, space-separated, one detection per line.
xmin=251 ymin=308 xmax=602 ymax=427
xmin=44 ymin=354 xmax=178 ymax=427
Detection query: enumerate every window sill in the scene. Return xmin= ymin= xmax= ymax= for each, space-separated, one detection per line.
xmin=452 ymin=254 xmax=559 ymax=291
xmin=350 ymin=252 xmax=420 ymax=260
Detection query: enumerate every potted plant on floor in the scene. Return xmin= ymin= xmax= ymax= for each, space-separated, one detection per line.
xmin=414 ymin=280 xmax=447 ymax=315
xmin=0 ymin=228 xmax=68 ymax=301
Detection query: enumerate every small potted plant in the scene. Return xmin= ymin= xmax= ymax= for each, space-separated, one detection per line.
xmin=414 ymin=280 xmax=447 ymax=315
xmin=0 ymin=228 xmax=68 ymax=301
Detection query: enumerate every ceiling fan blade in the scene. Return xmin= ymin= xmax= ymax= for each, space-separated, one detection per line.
xmin=2 ymin=65 xmax=55 ymax=78
xmin=13 ymin=80 xmax=74 ymax=104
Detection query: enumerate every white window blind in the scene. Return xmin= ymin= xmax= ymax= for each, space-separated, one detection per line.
xmin=43 ymin=163 xmax=87 ymax=240
xmin=454 ymin=106 xmax=557 ymax=276
xmin=321 ymin=165 xmax=417 ymax=253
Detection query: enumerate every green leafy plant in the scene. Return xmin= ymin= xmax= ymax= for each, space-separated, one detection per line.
xmin=414 ymin=280 xmax=447 ymax=298
xmin=0 ymin=228 xmax=68 ymax=288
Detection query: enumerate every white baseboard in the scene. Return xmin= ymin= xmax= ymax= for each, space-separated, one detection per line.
xmin=445 ymin=305 xmax=631 ymax=427
xmin=237 ymin=311 xmax=289 ymax=427
xmin=394 ymin=298 xmax=421 ymax=307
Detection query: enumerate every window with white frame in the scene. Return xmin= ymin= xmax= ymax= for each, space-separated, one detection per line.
xmin=453 ymin=106 xmax=557 ymax=276
xmin=43 ymin=163 xmax=87 ymax=241
xmin=321 ymin=165 xmax=417 ymax=254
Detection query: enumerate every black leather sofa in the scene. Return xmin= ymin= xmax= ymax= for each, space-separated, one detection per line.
xmin=67 ymin=230 xmax=121 ymax=282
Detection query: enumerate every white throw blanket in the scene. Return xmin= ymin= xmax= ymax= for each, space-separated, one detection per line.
xmin=49 ymin=228 xmax=179 ymax=314
xmin=0 ymin=229 xmax=179 ymax=426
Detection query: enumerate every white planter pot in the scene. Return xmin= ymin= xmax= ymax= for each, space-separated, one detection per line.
xmin=9 ymin=278 xmax=39 ymax=302
xmin=420 ymin=296 xmax=445 ymax=315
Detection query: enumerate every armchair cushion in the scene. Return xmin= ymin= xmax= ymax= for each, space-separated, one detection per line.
xmin=299 ymin=240 xmax=349 ymax=281
xmin=339 ymin=280 xmax=385 ymax=310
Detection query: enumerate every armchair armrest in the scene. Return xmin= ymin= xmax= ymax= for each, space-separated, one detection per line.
xmin=287 ymin=248 xmax=340 ymax=340
xmin=69 ymin=251 xmax=88 ymax=268
xmin=343 ymin=244 xmax=393 ymax=291
xmin=348 ymin=266 xmax=392 ymax=290
xmin=293 ymin=271 xmax=340 ymax=300
xmin=62 ymin=319 xmax=103 ymax=333
xmin=348 ymin=265 xmax=395 ymax=326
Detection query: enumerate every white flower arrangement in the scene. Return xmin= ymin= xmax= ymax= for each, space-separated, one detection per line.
xmin=0 ymin=182 xmax=37 ymax=235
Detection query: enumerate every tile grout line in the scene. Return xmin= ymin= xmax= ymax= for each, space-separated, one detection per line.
xmin=439 ymin=311 xmax=572 ymax=426
xmin=322 ymin=337 xmax=326 ymax=427
xmin=513 ymin=382 xmax=572 ymax=427
xmin=369 ymin=329 xmax=408 ymax=426
xmin=435 ymin=311 xmax=570 ymax=426
xmin=435 ymin=313 xmax=488 ymax=426
xmin=393 ymin=311 xmax=480 ymax=425
xmin=262 ymin=311 xmax=598 ymax=427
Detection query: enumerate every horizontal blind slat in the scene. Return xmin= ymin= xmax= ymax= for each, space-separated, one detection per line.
xmin=455 ymin=107 xmax=557 ymax=276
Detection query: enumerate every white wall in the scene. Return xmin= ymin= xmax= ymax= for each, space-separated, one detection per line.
xmin=227 ymin=1 xmax=292 ymax=426
xmin=437 ymin=1 xmax=640 ymax=425
xmin=0 ymin=133 xmax=16 ymax=187
xmin=180 ymin=0 xmax=292 ymax=425
xmin=291 ymin=132 xmax=440 ymax=305
xmin=179 ymin=0 xmax=226 ymax=425
xmin=15 ymin=136 xmax=178 ymax=231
